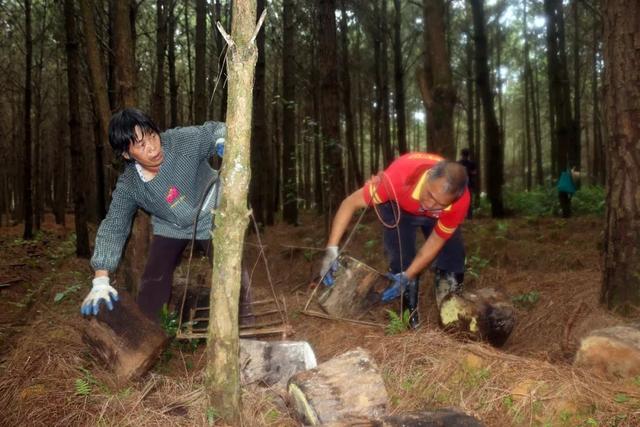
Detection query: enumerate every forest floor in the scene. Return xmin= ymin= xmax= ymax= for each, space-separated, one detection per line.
xmin=0 ymin=211 xmax=639 ymax=426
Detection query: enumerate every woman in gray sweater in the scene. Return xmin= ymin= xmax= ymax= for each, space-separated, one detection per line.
xmin=80 ymin=108 xmax=231 ymax=322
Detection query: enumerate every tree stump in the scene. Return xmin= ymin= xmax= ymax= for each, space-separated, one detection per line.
xmin=288 ymin=347 xmax=388 ymax=425
xmin=574 ymin=325 xmax=640 ymax=380
xmin=439 ymin=288 xmax=515 ymax=347
xmin=81 ymin=290 xmax=169 ymax=385
xmin=240 ymin=339 xmax=317 ymax=387
xmin=375 ymin=409 xmax=485 ymax=426
xmin=318 ymin=256 xmax=388 ymax=319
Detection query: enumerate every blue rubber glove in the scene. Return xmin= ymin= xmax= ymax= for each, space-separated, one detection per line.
xmin=320 ymin=246 xmax=339 ymax=286
xmin=381 ymin=272 xmax=412 ymax=302
xmin=215 ymin=137 xmax=225 ymax=157
xmin=80 ymin=276 xmax=119 ymax=316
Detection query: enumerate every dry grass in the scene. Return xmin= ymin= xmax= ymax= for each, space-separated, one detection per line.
xmin=0 ymin=310 xmax=296 ymax=427
xmin=372 ymin=330 xmax=640 ymax=426
xmin=2 ymin=214 xmax=640 ymax=426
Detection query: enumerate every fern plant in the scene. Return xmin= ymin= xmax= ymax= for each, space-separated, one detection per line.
xmin=385 ymin=309 xmax=410 ymax=335
xmin=74 ymin=378 xmax=91 ymax=396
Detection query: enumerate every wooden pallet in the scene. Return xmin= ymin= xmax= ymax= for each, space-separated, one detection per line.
xmin=176 ymin=296 xmax=293 ymax=340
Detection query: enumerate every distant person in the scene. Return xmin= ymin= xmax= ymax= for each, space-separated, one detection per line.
xmin=557 ymin=166 xmax=580 ymax=218
xmin=319 ymin=153 xmax=470 ymax=329
xmin=458 ymin=148 xmax=477 ymax=219
xmin=80 ymin=108 xmax=251 ymax=323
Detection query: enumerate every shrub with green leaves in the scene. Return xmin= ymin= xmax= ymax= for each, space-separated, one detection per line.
xmin=512 ymin=291 xmax=540 ymax=309
xmin=499 ymin=185 xmax=605 ymax=217
xmin=159 ymin=304 xmax=179 ymax=337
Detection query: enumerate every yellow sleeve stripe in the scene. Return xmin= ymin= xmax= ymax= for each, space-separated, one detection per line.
xmin=370 ymin=182 xmax=383 ymax=204
xmin=436 ymin=221 xmax=456 ymax=234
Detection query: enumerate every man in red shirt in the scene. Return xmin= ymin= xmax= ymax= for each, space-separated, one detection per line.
xmin=320 ymin=153 xmax=470 ymax=329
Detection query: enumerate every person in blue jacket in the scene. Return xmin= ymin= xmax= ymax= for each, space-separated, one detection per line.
xmin=557 ymin=166 xmax=580 ymax=218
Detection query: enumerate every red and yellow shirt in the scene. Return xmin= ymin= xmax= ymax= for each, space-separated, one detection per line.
xmin=362 ymin=152 xmax=470 ymax=240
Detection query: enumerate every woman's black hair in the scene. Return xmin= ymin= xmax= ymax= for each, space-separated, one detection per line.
xmin=108 ymin=108 xmax=160 ymax=158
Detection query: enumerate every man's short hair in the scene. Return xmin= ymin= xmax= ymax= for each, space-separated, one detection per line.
xmin=429 ymin=160 xmax=468 ymax=198
xmin=460 ymin=148 xmax=470 ymax=158
xmin=108 ymin=108 xmax=160 ymax=158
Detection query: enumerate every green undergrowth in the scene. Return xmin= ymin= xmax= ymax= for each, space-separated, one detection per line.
xmin=475 ymin=185 xmax=605 ymax=217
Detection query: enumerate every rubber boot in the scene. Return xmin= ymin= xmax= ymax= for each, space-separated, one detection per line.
xmin=401 ymin=279 xmax=420 ymax=330
xmin=434 ymin=269 xmax=464 ymax=308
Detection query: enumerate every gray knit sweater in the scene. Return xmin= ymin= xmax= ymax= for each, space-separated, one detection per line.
xmin=90 ymin=122 xmax=225 ymax=272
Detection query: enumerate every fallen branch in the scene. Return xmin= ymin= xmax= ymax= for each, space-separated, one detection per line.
xmin=302 ymin=309 xmax=385 ymax=329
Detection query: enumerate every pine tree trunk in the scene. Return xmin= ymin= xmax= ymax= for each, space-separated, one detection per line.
xmin=572 ymin=0 xmax=581 ymax=170
xmin=591 ymin=22 xmax=605 ymax=185
xmin=183 ymin=0 xmax=194 ymax=123
xmin=23 ymin=0 xmax=33 ymax=240
xmin=380 ymin=0 xmax=393 ymax=165
xmin=53 ymin=74 xmax=67 ymax=226
xmin=250 ymin=0 xmax=266 ymax=225
xmin=318 ymin=0 xmax=345 ymax=212
xmin=470 ymin=0 xmax=504 ymax=217
xmin=544 ymin=0 xmax=577 ymax=174
xmin=114 ymin=0 xmax=147 ymax=293
xmin=80 ymin=0 xmax=111 ymax=219
xmin=600 ymin=0 xmax=640 ymax=314
xmin=422 ymin=0 xmax=456 ymax=159
xmin=33 ymin=7 xmax=48 ymax=232
xmin=114 ymin=0 xmax=136 ymax=108
xmin=151 ymin=0 xmax=167 ymax=129
xmin=282 ymin=0 xmax=298 ymax=224
xmin=312 ymin=53 xmax=324 ymax=214
xmin=523 ymin=0 xmax=533 ymax=191
xmin=339 ymin=0 xmax=363 ymax=187
xmin=194 ymin=0 xmax=207 ymax=123
xmin=372 ymin=1 xmax=382 ymax=170
xmin=64 ymin=0 xmax=90 ymax=257
xmin=168 ymin=0 xmax=178 ymax=127
xmin=272 ymin=74 xmax=281 ymax=216
xmin=465 ymin=28 xmax=475 ymax=159
xmin=392 ymin=0 xmax=407 ymax=155
xmin=205 ymin=2 xmax=258 ymax=422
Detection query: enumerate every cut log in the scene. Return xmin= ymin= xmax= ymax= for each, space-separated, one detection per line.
xmin=288 ymin=347 xmax=388 ymax=425
xmin=574 ymin=325 xmax=640 ymax=380
xmin=439 ymin=288 xmax=515 ymax=347
xmin=240 ymin=339 xmax=317 ymax=387
xmin=81 ymin=290 xmax=169 ymax=385
xmin=318 ymin=256 xmax=388 ymax=319
xmin=375 ymin=409 xmax=485 ymax=426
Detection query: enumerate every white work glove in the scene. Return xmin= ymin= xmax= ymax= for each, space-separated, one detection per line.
xmin=320 ymin=246 xmax=339 ymax=286
xmin=80 ymin=276 xmax=119 ymax=316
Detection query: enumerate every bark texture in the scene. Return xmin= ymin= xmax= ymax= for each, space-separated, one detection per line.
xmin=80 ymin=0 xmax=111 ymax=217
xmin=113 ymin=0 xmax=136 ymax=108
xmin=194 ymin=0 xmax=207 ymax=123
xmin=205 ymin=1 xmax=258 ymax=423
xmin=600 ymin=0 xmax=640 ymax=313
xmin=282 ymin=0 xmax=298 ymax=224
xmin=23 ymin=0 xmax=33 ymax=240
xmin=318 ymin=0 xmax=346 ymax=212
xmin=421 ymin=0 xmax=456 ymax=159
xmin=250 ymin=0 xmax=267 ymax=225
xmin=470 ymin=0 xmax=504 ymax=217
xmin=64 ymin=0 xmax=90 ymax=257
xmin=82 ymin=291 xmax=168 ymax=385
